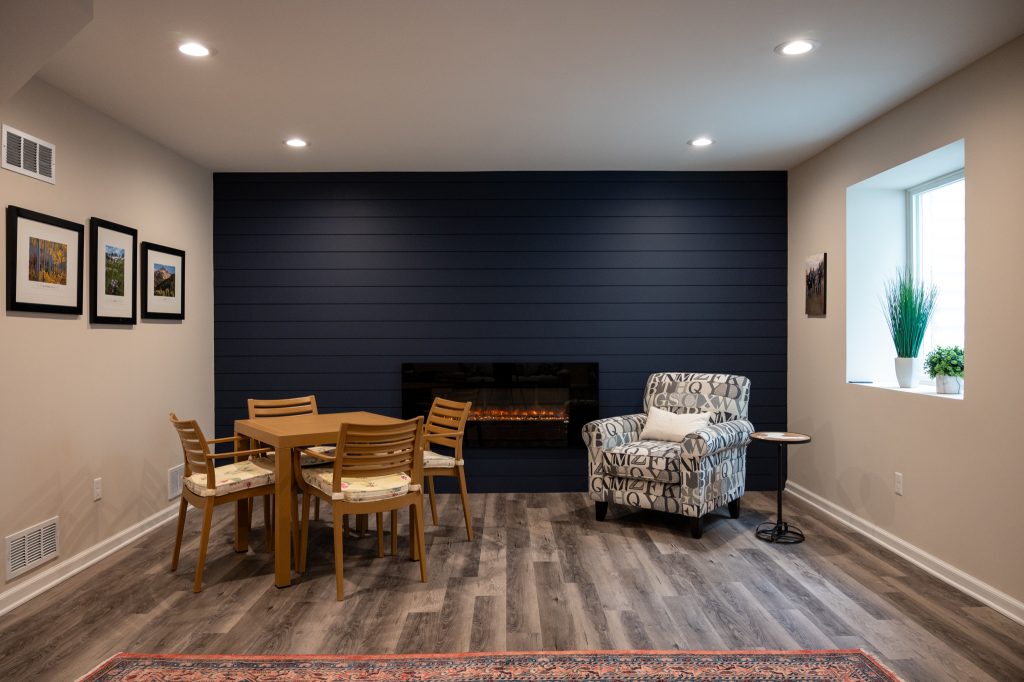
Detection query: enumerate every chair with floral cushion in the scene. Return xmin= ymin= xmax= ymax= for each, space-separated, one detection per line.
xmin=582 ymin=372 xmax=754 ymax=538
xmin=169 ymin=413 xmax=275 ymax=592
xmin=296 ymin=417 xmax=427 ymax=600
xmin=420 ymin=397 xmax=474 ymax=541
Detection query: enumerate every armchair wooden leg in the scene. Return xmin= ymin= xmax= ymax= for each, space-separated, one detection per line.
xmin=376 ymin=512 xmax=385 ymax=558
xmin=427 ymin=476 xmax=438 ymax=525
xmin=595 ymin=501 xmax=608 ymax=521
xmin=728 ymin=497 xmax=741 ymax=519
xmin=332 ymin=504 xmax=346 ymax=601
xmin=412 ymin=500 xmax=428 ymax=583
xmin=390 ymin=510 xmax=398 ymax=555
xmin=456 ymin=467 xmax=473 ymax=541
xmin=690 ymin=515 xmax=704 ymax=540
xmin=194 ymin=500 xmax=215 ymax=593
xmin=171 ymin=497 xmax=187 ymax=572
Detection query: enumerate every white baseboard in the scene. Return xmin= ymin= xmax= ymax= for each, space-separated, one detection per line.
xmin=0 ymin=503 xmax=179 ymax=618
xmin=786 ymin=482 xmax=1024 ymax=627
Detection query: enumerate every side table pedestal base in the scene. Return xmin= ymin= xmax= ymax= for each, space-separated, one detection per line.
xmin=755 ymin=520 xmax=805 ymax=544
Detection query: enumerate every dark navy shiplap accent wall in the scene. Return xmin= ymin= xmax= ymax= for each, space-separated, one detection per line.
xmin=213 ymin=171 xmax=787 ymax=492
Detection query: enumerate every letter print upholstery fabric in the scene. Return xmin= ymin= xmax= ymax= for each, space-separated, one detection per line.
xmin=582 ymin=373 xmax=753 ymax=519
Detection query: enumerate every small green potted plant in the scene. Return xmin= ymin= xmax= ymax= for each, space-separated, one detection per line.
xmin=881 ymin=270 xmax=938 ymax=388
xmin=925 ymin=346 xmax=964 ymax=394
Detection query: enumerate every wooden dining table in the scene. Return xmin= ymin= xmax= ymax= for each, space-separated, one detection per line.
xmin=234 ymin=410 xmax=403 ymax=587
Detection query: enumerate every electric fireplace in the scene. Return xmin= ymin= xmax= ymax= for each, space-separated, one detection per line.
xmin=401 ymin=363 xmax=599 ymax=448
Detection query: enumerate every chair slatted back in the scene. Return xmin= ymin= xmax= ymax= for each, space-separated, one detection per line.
xmin=247 ymin=395 xmax=319 ymax=419
xmin=169 ymin=413 xmax=215 ymax=489
xmin=424 ymin=397 xmax=472 ymax=452
xmin=331 ymin=417 xmax=423 ymax=492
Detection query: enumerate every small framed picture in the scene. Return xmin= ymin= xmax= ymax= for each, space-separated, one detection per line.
xmin=6 ymin=206 xmax=84 ymax=315
xmin=140 ymin=242 xmax=185 ymax=320
xmin=805 ymin=252 xmax=827 ymax=316
xmin=89 ymin=218 xmax=138 ymax=325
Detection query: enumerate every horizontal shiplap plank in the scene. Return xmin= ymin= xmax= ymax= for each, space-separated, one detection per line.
xmin=214 ymin=178 xmax=786 ymax=202
xmin=213 ymin=302 xmax=786 ymax=322
xmin=214 ymin=232 xmax=785 ymax=254
xmin=214 ymin=319 xmax=787 ymax=340
xmin=214 ymin=215 xmax=785 ymax=236
xmin=214 ymin=266 xmax=784 ymax=288
xmin=215 ymin=198 xmax=786 ymax=219
xmin=213 ymin=285 xmax=784 ymax=306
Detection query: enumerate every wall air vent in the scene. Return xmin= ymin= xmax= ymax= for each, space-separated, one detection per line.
xmin=2 ymin=124 xmax=56 ymax=184
xmin=5 ymin=517 xmax=59 ymax=581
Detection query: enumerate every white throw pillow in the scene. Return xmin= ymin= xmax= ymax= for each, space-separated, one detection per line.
xmin=640 ymin=407 xmax=711 ymax=442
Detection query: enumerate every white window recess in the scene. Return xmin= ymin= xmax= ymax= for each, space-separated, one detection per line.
xmin=2 ymin=124 xmax=56 ymax=184
xmin=6 ymin=517 xmax=59 ymax=581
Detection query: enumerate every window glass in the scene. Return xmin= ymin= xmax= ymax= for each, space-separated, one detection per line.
xmin=912 ymin=175 xmax=965 ymax=358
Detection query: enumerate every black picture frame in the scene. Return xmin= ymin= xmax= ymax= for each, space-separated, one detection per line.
xmin=6 ymin=205 xmax=85 ymax=315
xmin=89 ymin=217 xmax=138 ymax=325
xmin=140 ymin=242 xmax=185 ymax=321
xmin=805 ymin=252 xmax=827 ymax=317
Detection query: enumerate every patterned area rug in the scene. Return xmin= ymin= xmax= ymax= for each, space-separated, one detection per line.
xmin=80 ymin=649 xmax=901 ymax=681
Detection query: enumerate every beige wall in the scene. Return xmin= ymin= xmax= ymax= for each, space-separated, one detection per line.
xmin=0 ymin=78 xmax=212 ymax=598
xmin=788 ymin=36 xmax=1024 ymax=602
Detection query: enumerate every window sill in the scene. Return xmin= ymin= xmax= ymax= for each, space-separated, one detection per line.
xmin=847 ymin=382 xmax=964 ymax=400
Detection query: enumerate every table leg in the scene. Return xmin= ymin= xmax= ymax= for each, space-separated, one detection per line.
xmin=274 ymin=445 xmax=293 ymax=587
xmin=776 ymin=442 xmax=785 ymax=523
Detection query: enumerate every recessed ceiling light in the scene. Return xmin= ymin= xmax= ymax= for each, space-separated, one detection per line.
xmin=178 ymin=42 xmax=211 ymax=57
xmin=775 ymin=39 xmax=818 ymax=56
xmin=285 ymin=138 xmax=308 ymax=148
xmin=688 ymin=137 xmax=714 ymax=147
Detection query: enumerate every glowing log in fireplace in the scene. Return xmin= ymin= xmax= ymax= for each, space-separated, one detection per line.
xmin=470 ymin=407 xmax=569 ymax=422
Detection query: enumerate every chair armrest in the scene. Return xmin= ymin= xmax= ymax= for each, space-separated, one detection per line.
xmin=206 ymin=447 xmax=272 ymax=460
xmin=681 ymin=419 xmax=754 ymax=458
xmin=208 ymin=435 xmax=242 ymax=445
xmin=581 ymin=414 xmax=647 ymax=455
xmin=298 ymin=446 xmax=336 ymax=462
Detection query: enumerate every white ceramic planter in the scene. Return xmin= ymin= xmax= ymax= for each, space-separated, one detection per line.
xmin=894 ymin=357 xmax=920 ymax=388
xmin=935 ymin=375 xmax=963 ymax=394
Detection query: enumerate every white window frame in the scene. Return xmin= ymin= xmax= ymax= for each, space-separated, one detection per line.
xmin=905 ymin=168 xmax=964 ymax=275
xmin=904 ymin=168 xmax=965 ymax=385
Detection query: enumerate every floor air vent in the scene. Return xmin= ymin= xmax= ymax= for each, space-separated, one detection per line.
xmin=2 ymin=124 xmax=56 ymax=184
xmin=5 ymin=517 xmax=59 ymax=581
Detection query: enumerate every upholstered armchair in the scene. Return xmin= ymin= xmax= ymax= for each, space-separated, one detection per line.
xmin=582 ymin=372 xmax=754 ymax=538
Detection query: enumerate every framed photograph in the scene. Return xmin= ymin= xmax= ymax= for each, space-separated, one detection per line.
xmin=89 ymin=218 xmax=137 ymax=324
xmin=140 ymin=242 xmax=185 ymax=320
xmin=6 ymin=206 xmax=84 ymax=315
xmin=805 ymin=252 xmax=827 ymax=316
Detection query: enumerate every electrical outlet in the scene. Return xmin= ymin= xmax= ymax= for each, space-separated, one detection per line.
xmin=168 ymin=464 xmax=184 ymax=500
xmin=894 ymin=472 xmax=904 ymax=496
xmin=93 ymin=477 xmax=102 ymax=501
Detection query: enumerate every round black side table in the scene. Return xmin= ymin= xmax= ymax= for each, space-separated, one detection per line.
xmin=751 ymin=431 xmax=811 ymax=544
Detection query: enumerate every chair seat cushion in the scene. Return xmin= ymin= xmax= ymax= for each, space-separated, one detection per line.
xmin=424 ymin=449 xmax=463 ymax=469
xmin=184 ymin=457 xmax=275 ymax=497
xmin=604 ymin=440 xmax=682 ymax=483
xmin=302 ymin=468 xmax=416 ymax=502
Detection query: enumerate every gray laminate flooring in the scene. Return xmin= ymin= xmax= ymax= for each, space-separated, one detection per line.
xmin=0 ymin=491 xmax=1020 ymax=681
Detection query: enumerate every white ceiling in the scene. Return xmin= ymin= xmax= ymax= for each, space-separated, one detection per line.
xmin=35 ymin=0 xmax=1024 ymax=172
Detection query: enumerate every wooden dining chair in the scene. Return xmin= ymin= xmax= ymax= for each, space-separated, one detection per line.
xmin=246 ymin=395 xmax=325 ymax=522
xmin=421 ymin=397 xmax=474 ymax=541
xmin=169 ymin=413 xmax=275 ymax=593
xmin=296 ymin=417 xmax=427 ymax=600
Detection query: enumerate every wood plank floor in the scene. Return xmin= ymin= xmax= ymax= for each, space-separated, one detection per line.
xmin=0 ymin=491 xmax=1021 ymax=681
